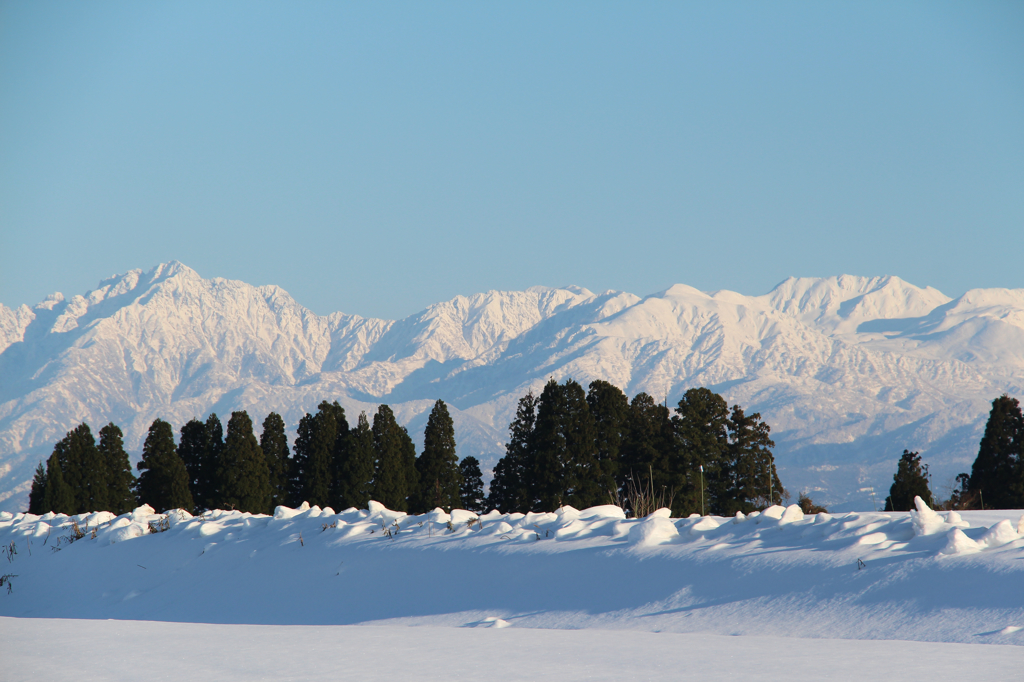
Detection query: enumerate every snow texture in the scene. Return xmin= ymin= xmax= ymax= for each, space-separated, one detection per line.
xmin=2 ymin=262 xmax=1023 ymax=511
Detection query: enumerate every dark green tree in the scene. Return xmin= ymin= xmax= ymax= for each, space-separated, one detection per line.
xmin=414 ymin=400 xmax=462 ymax=512
xmin=28 ymin=462 xmax=47 ymax=515
xmin=336 ymin=411 xmax=376 ymax=509
xmin=43 ymin=451 xmax=74 ymax=514
xmin=99 ymin=423 xmax=137 ymax=514
xmin=178 ymin=418 xmax=209 ymax=507
xmin=673 ymin=388 xmax=731 ymax=516
xmin=968 ymin=394 xmax=1024 ymax=509
xmin=72 ymin=423 xmax=110 ymax=513
xmin=585 ymin=380 xmax=629 ymax=506
xmin=620 ymin=392 xmax=679 ymax=515
xmin=459 ymin=456 xmax=485 ymax=513
xmin=884 ymin=449 xmax=933 ymax=511
xmin=722 ymin=405 xmax=781 ymax=514
xmin=531 ymin=379 xmax=598 ymax=510
xmin=292 ymin=401 xmax=346 ymax=508
xmin=217 ymin=411 xmax=272 ymax=513
xmin=199 ymin=413 xmax=224 ymax=509
xmin=260 ymin=412 xmax=291 ymax=509
xmin=372 ymin=405 xmax=414 ymax=511
xmin=136 ymin=419 xmax=194 ymax=512
xmin=488 ymin=392 xmax=538 ymax=513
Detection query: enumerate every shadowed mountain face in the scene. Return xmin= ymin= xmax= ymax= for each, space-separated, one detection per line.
xmin=2 ymin=263 xmax=1022 ymax=512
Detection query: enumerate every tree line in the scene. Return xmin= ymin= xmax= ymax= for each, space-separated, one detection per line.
xmin=488 ymin=379 xmax=786 ymax=517
xmin=28 ymin=400 xmax=485 ymax=516
xmin=883 ymin=393 xmax=1024 ymax=511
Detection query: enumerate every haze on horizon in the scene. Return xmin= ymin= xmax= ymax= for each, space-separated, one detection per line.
xmin=2 ymin=1 xmax=1022 ymax=320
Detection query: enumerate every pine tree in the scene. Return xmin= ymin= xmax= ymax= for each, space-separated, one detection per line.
xmin=372 ymin=405 xmax=413 ymax=511
xmin=292 ymin=401 xmax=346 ymax=508
xmin=200 ymin=413 xmax=225 ymax=509
xmin=217 ymin=411 xmax=272 ymax=513
xmin=487 ymin=392 xmax=537 ymax=513
xmin=28 ymin=462 xmax=47 ymax=515
xmin=968 ymin=394 xmax=1024 ymax=509
xmin=336 ymin=411 xmax=376 ymax=509
xmin=884 ymin=449 xmax=933 ymax=511
xmin=531 ymin=379 xmax=598 ymax=510
xmin=674 ymin=387 xmax=731 ymax=516
xmin=72 ymin=423 xmax=109 ymax=513
xmin=620 ymin=393 xmax=678 ymax=515
xmin=99 ymin=423 xmax=137 ymax=514
xmin=585 ymin=380 xmax=629 ymax=506
xmin=136 ymin=419 xmax=194 ymax=512
xmin=43 ymin=452 xmax=74 ymax=514
xmin=414 ymin=400 xmax=462 ymax=512
xmin=260 ymin=412 xmax=291 ymax=509
xmin=723 ymin=405 xmax=781 ymax=514
xmin=177 ymin=418 xmax=208 ymax=507
xmin=459 ymin=456 xmax=485 ymax=513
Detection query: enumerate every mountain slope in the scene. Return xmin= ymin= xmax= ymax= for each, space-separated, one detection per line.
xmin=1 ymin=263 xmax=1021 ymax=512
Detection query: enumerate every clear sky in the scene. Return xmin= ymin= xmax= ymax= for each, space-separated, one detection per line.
xmin=2 ymin=1 xmax=1022 ymax=320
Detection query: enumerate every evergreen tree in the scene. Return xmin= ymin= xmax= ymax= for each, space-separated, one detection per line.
xmin=260 ymin=412 xmax=291 ymax=509
xmin=99 ymin=423 xmax=137 ymax=514
xmin=722 ymin=405 xmax=781 ymax=514
xmin=531 ymin=379 xmax=598 ymax=510
xmin=459 ymin=456 xmax=485 ymax=513
xmin=585 ymin=380 xmax=629 ymax=506
xmin=199 ymin=413 xmax=225 ymax=509
xmin=217 ymin=411 xmax=272 ymax=513
xmin=968 ymin=394 xmax=1024 ymax=509
xmin=136 ymin=418 xmax=194 ymax=512
xmin=372 ymin=405 xmax=413 ymax=511
xmin=72 ymin=423 xmax=109 ymax=513
xmin=292 ymin=401 xmax=346 ymax=507
xmin=673 ymin=387 xmax=731 ymax=516
xmin=620 ymin=393 xmax=679 ymax=515
xmin=43 ymin=451 xmax=74 ymax=514
xmin=414 ymin=400 xmax=462 ymax=512
xmin=488 ymin=392 xmax=538 ymax=513
xmin=884 ymin=449 xmax=933 ymax=511
xmin=401 ymin=425 xmax=419 ymax=510
xmin=28 ymin=462 xmax=47 ymax=515
xmin=177 ymin=418 xmax=208 ymax=507
xmin=336 ymin=411 xmax=376 ymax=509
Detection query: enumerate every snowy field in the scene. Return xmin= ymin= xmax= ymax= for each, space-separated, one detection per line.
xmin=3 ymin=500 xmax=1024 ymax=679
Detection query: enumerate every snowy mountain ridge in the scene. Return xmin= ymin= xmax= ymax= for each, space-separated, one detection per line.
xmin=1 ymin=262 xmax=1022 ymax=512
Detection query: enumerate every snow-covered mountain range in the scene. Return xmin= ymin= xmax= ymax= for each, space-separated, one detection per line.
xmin=1 ymin=262 xmax=1022 ymax=512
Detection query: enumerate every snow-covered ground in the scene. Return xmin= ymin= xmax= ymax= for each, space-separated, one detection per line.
xmin=2 ymin=499 xmax=1023 ymax=679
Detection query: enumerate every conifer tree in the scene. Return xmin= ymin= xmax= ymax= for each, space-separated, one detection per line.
xmin=177 ymin=418 xmax=208 ymax=507
xmin=620 ymin=392 xmax=678 ymax=515
xmin=336 ymin=411 xmax=376 ymax=509
xmin=968 ymin=394 xmax=1024 ymax=509
xmin=217 ymin=411 xmax=272 ymax=513
xmin=585 ymin=380 xmax=629 ymax=506
xmin=260 ymin=412 xmax=291 ymax=509
xmin=487 ymin=392 xmax=537 ymax=513
xmin=199 ymin=413 xmax=224 ymax=509
xmin=414 ymin=400 xmax=462 ymax=512
xmin=43 ymin=452 xmax=74 ymax=514
xmin=531 ymin=379 xmax=598 ymax=510
xmin=136 ymin=419 xmax=194 ymax=512
xmin=99 ymin=423 xmax=137 ymax=514
xmin=292 ymin=401 xmax=347 ymax=507
xmin=884 ymin=449 xmax=933 ymax=511
xmin=673 ymin=388 xmax=731 ymax=516
xmin=723 ymin=405 xmax=781 ymax=514
xmin=28 ymin=462 xmax=47 ymax=515
xmin=372 ymin=405 xmax=413 ymax=511
xmin=72 ymin=423 xmax=109 ymax=513
xmin=401 ymin=425 xmax=419 ymax=510
xmin=459 ymin=456 xmax=485 ymax=513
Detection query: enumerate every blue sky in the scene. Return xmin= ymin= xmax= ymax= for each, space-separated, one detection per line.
xmin=2 ymin=1 xmax=1022 ymax=319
